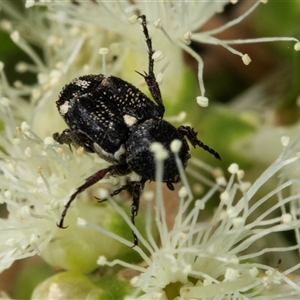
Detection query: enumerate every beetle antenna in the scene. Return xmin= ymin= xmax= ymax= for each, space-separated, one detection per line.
xmin=178 ymin=125 xmax=221 ymax=160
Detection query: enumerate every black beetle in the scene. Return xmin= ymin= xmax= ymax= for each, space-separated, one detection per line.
xmin=54 ymin=15 xmax=220 ymax=245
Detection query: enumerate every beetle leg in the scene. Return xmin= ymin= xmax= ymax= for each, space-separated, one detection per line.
xmin=53 ymin=129 xmax=73 ymax=147
xmin=95 ymin=178 xmax=146 ymax=246
xmin=97 ymin=177 xmax=147 ymax=246
xmin=57 ymin=164 xmax=131 ymax=228
xmin=95 ymin=183 xmax=131 ymax=202
xmin=166 ymin=182 xmax=175 ymax=191
xmin=177 ymin=125 xmax=221 ymax=160
xmin=53 ymin=128 xmax=95 ymax=153
xmin=137 ymin=15 xmax=165 ymax=117
xmin=130 ymin=178 xmax=147 ymax=246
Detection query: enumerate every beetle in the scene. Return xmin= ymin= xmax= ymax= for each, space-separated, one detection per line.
xmin=53 ymin=15 xmax=220 ymax=246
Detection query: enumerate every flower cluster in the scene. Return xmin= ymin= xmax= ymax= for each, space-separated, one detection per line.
xmin=4 ymin=0 xmax=299 ymax=108
xmin=0 ymin=103 xmax=118 ymax=273
xmin=95 ymin=137 xmax=300 ymax=299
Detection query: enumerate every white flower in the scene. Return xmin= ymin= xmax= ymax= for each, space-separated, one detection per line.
xmin=92 ymin=136 xmax=300 ymax=299
xmin=0 ymin=100 xmax=114 ymax=272
xmin=22 ymin=0 xmax=300 ymax=103
xmin=4 ymin=0 xmax=298 ymax=106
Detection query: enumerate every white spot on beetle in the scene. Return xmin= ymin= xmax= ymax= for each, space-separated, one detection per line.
xmin=59 ymin=101 xmax=70 ymax=116
xmin=73 ymin=79 xmax=90 ymax=89
xmin=130 ymin=171 xmax=142 ymax=182
xmin=93 ymin=142 xmax=116 ymax=163
xmin=123 ymin=115 xmax=137 ymax=126
xmin=114 ymin=144 xmax=125 ymax=161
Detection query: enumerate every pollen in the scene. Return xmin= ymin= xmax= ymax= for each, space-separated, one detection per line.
xmin=153 ymin=19 xmax=162 ymax=29
xmin=242 ymin=54 xmax=251 ymax=65
xmin=196 ymin=96 xmax=209 ymax=108
xmin=183 ymin=31 xmax=192 ymax=44
xmin=59 ymin=101 xmax=70 ymax=116
xmin=281 ymin=136 xmax=290 ymax=147
xmin=171 ymin=139 xmax=182 ymax=153
xmin=128 ymin=15 xmax=138 ymax=24
xmin=295 ymin=42 xmax=300 ymax=51
xmin=152 ymin=50 xmax=164 ymax=62
xmin=228 ymin=163 xmax=239 ymax=174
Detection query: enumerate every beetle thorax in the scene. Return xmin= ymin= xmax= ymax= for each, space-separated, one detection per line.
xmin=125 ymin=119 xmax=190 ymax=182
